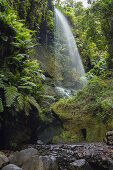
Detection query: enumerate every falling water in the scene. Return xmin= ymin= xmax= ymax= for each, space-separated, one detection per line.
xmin=54 ymin=7 xmax=87 ymax=96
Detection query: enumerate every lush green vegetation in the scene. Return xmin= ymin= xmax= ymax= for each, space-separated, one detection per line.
xmin=53 ymin=0 xmax=113 ymax=121
xmin=0 ymin=0 xmax=44 ymax=117
xmin=7 ymin=0 xmax=54 ymax=44
xmin=0 ymin=0 xmax=113 ymax=146
xmin=58 ymin=1 xmax=113 ymax=73
xmin=52 ymin=76 xmax=113 ymax=122
xmin=51 ymin=0 xmax=113 ymax=142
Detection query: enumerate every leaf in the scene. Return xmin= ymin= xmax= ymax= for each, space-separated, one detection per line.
xmin=0 ymin=82 xmax=4 ymax=88
xmin=25 ymin=45 xmax=35 ymax=49
xmin=24 ymin=81 xmax=37 ymax=87
xmin=41 ymin=95 xmax=56 ymax=101
xmin=17 ymin=94 xmax=24 ymax=110
xmin=0 ymin=74 xmax=4 ymax=78
xmin=0 ymin=98 xmax=3 ymax=112
xmin=26 ymin=96 xmax=41 ymax=113
xmin=37 ymin=72 xmax=46 ymax=80
xmin=5 ymin=86 xmax=18 ymax=107
xmin=18 ymin=86 xmax=32 ymax=90
xmin=1 ymin=35 xmax=8 ymax=41
xmin=24 ymin=100 xmax=31 ymax=116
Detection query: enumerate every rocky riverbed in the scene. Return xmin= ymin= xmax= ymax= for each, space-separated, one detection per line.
xmin=0 ymin=142 xmax=113 ymax=170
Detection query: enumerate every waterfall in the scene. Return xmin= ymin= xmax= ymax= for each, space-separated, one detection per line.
xmin=54 ymin=7 xmax=87 ymax=96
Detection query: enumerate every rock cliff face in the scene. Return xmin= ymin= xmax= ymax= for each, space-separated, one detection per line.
xmin=1 ymin=143 xmax=113 ymax=170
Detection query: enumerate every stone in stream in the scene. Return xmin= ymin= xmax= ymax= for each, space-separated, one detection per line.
xmin=0 ymin=153 xmax=9 ymax=168
xmin=9 ymin=148 xmax=38 ymax=166
xmin=37 ymin=140 xmax=44 ymax=145
xmin=22 ymin=155 xmax=58 ymax=170
xmin=9 ymin=148 xmax=59 ymax=170
xmin=105 ymin=131 xmax=113 ymax=145
xmin=2 ymin=164 xmax=22 ymax=170
xmin=108 ymin=158 xmax=113 ymax=170
xmin=8 ymin=143 xmax=113 ymax=170
xmin=69 ymin=159 xmax=92 ymax=170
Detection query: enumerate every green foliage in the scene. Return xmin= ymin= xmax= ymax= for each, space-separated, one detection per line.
xmin=62 ymin=6 xmax=75 ymax=26
xmin=0 ymin=0 xmax=45 ymax=117
xmin=24 ymin=96 xmax=41 ymax=115
xmin=52 ymin=77 xmax=113 ymax=122
xmin=10 ymin=141 xmax=17 ymax=148
xmin=91 ymin=0 xmax=113 ymax=69
xmin=86 ymin=58 xmax=107 ymax=79
xmin=6 ymin=0 xmax=54 ymax=44
xmin=58 ymin=1 xmax=112 ymax=72
xmin=5 ymin=86 xmax=18 ymax=107
xmin=52 ymin=136 xmax=60 ymax=144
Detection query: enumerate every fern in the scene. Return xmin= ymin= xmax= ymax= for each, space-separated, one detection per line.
xmin=18 ymin=85 xmax=32 ymax=90
xmin=41 ymin=95 xmax=56 ymax=101
xmin=24 ymin=99 xmax=31 ymax=116
xmin=25 ymin=96 xmax=41 ymax=114
xmin=24 ymin=81 xmax=37 ymax=87
xmin=0 ymin=82 xmax=4 ymax=89
xmin=16 ymin=94 xmax=24 ymax=111
xmin=5 ymin=86 xmax=18 ymax=107
xmin=0 ymin=98 xmax=3 ymax=112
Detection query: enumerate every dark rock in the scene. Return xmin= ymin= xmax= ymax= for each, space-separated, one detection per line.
xmin=108 ymin=158 xmax=113 ymax=170
xmin=2 ymin=164 xmax=22 ymax=170
xmin=8 ymin=143 xmax=113 ymax=170
xmin=36 ymin=119 xmax=62 ymax=144
xmin=69 ymin=159 xmax=92 ymax=170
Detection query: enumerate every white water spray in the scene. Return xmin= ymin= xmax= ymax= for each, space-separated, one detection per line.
xmin=54 ymin=7 xmax=87 ymax=96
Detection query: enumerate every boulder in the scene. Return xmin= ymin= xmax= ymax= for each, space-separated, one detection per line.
xmin=105 ymin=131 xmax=113 ymax=145
xmin=9 ymin=148 xmax=38 ymax=166
xmin=69 ymin=159 xmax=92 ymax=170
xmin=9 ymin=148 xmax=59 ymax=170
xmin=22 ymin=155 xmax=58 ymax=170
xmin=37 ymin=140 xmax=44 ymax=145
xmin=108 ymin=158 xmax=113 ymax=170
xmin=0 ymin=153 xmax=9 ymax=168
xmin=106 ymin=131 xmax=113 ymax=136
xmin=2 ymin=164 xmax=22 ymax=170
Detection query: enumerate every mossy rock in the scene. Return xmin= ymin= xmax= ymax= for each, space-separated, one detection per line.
xmin=51 ymin=77 xmax=113 ymax=143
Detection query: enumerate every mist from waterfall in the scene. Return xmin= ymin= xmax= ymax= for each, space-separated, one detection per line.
xmin=54 ymin=7 xmax=87 ymax=96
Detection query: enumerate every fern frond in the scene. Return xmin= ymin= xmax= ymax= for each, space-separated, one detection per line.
xmin=16 ymin=94 xmax=24 ymax=110
xmin=0 ymin=83 xmax=4 ymax=89
xmin=41 ymin=95 xmax=56 ymax=101
xmin=26 ymin=96 xmax=41 ymax=114
xmin=18 ymin=86 xmax=32 ymax=90
xmin=0 ymin=98 xmax=3 ymax=112
xmin=5 ymin=86 xmax=18 ymax=107
xmin=24 ymin=81 xmax=37 ymax=87
xmin=24 ymin=99 xmax=31 ymax=116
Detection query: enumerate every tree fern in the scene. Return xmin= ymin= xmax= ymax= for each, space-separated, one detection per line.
xmin=24 ymin=96 xmax=41 ymax=115
xmin=16 ymin=94 xmax=24 ymax=111
xmin=24 ymin=99 xmax=31 ymax=116
xmin=0 ymin=98 xmax=3 ymax=112
xmin=28 ymin=96 xmax=41 ymax=113
xmin=5 ymin=86 xmax=18 ymax=107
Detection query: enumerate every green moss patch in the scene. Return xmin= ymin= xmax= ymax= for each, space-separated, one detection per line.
xmin=51 ymin=76 xmax=113 ymax=142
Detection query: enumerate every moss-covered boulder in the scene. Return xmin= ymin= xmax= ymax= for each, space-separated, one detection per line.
xmin=51 ymin=77 xmax=113 ymax=143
